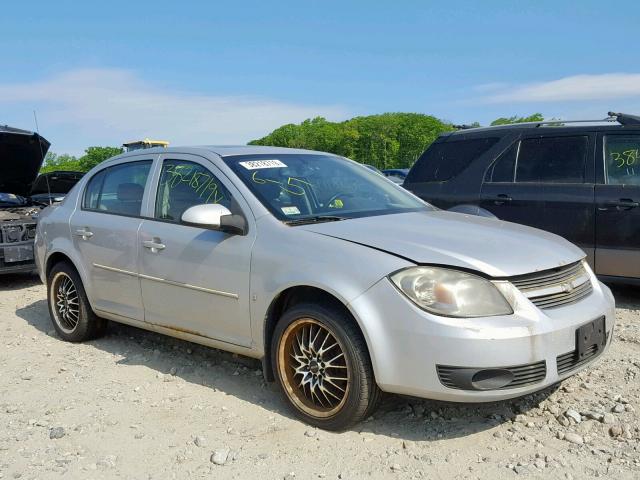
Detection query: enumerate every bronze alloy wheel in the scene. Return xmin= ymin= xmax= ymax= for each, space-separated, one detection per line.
xmin=50 ymin=271 xmax=80 ymax=333
xmin=277 ymin=318 xmax=351 ymax=418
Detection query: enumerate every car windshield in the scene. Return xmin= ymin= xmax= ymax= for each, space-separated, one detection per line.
xmin=224 ymin=154 xmax=430 ymax=223
xmin=0 ymin=192 xmax=27 ymax=207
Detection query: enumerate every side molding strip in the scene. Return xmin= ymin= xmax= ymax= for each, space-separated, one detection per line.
xmin=92 ymin=263 xmax=239 ymax=299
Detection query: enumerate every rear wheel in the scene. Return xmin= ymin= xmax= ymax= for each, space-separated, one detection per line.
xmin=47 ymin=262 xmax=106 ymax=342
xmin=272 ymin=303 xmax=380 ymax=430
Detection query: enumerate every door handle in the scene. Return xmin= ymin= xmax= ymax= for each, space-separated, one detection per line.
xmin=483 ymin=194 xmax=513 ymax=205
xmin=598 ymin=198 xmax=639 ymax=211
xmin=142 ymin=239 xmax=166 ymax=252
xmin=74 ymin=228 xmax=94 ymax=239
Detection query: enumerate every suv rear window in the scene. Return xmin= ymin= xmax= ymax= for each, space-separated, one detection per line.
xmin=406 ymin=137 xmax=499 ymax=183
xmin=517 ymin=136 xmax=588 ymax=183
xmin=485 ymin=136 xmax=588 ymax=184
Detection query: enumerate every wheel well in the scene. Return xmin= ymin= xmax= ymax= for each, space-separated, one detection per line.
xmin=45 ymin=252 xmax=74 ymax=278
xmin=262 ymin=286 xmax=364 ymax=382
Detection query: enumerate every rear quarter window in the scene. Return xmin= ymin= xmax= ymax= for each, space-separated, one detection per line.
xmin=406 ymin=137 xmax=499 ymax=183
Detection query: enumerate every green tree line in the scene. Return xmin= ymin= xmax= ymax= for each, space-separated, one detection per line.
xmin=249 ymin=112 xmax=544 ymax=169
xmin=42 ymin=113 xmax=543 ymax=172
xmin=249 ymin=113 xmax=453 ymax=170
xmin=41 ymin=146 xmax=123 ymax=173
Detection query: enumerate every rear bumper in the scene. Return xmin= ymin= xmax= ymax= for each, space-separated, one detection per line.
xmin=349 ymin=273 xmax=615 ymax=402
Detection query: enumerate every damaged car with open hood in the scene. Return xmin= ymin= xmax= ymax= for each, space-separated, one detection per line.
xmin=0 ymin=125 xmax=52 ymax=274
xmin=35 ymin=146 xmax=615 ymax=430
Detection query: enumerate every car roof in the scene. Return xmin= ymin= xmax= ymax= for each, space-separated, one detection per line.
xmin=110 ymin=145 xmax=336 ymax=161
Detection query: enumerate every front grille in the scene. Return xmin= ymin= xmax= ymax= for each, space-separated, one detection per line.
xmin=437 ymin=360 xmax=546 ymax=390
xmin=0 ymin=223 xmax=36 ymax=244
xmin=556 ymin=331 xmax=609 ymax=375
xmin=510 ymin=261 xmax=593 ymax=309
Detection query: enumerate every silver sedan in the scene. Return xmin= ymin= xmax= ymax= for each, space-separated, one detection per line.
xmin=35 ymin=146 xmax=615 ymax=430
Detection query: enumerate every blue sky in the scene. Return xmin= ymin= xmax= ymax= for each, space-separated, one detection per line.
xmin=2 ymin=1 xmax=639 ymax=155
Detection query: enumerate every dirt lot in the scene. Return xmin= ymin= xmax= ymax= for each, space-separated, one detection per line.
xmin=0 ymin=274 xmax=638 ymax=480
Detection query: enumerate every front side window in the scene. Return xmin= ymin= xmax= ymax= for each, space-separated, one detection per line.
xmin=83 ymin=161 xmax=152 ymax=216
xmin=155 ymin=160 xmax=232 ymax=221
xmin=604 ymin=135 xmax=640 ymax=185
xmin=224 ymin=154 xmax=429 ymax=222
xmin=515 ymin=136 xmax=588 ymax=183
xmin=406 ymin=137 xmax=499 ymax=183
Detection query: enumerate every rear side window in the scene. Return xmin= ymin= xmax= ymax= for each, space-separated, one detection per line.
xmin=516 ymin=136 xmax=588 ymax=183
xmin=604 ymin=135 xmax=640 ymax=185
xmin=83 ymin=161 xmax=152 ymax=216
xmin=83 ymin=170 xmax=106 ymax=210
xmin=485 ymin=142 xmax=518 ymax=182
xmin=406 ymin=137 xmax=499 ymax=183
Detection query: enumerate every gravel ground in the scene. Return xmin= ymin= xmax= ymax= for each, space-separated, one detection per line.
xmin=0 ymin=274 xmax=638 ymax=479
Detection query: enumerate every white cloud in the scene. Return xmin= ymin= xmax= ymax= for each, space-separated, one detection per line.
xmin=471 ymin=82 xmax=510 ymax=93
xmin=0 ymin=68 xmax=350 ymax=154
xmin=481 ymin=73 xmax=640 ymax=103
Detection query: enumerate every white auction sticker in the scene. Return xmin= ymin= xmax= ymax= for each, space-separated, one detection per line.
xmin=281 ymin=206 xmax=301 ymax=215
xmin=239 ymin=159 xmax=288 ymax=170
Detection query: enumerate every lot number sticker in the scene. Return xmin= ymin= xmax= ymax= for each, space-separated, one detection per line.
xmin=239 ymin=159 xmax=288 ymax=170
xmin=281 ymin=206 xmax=301 ymax=215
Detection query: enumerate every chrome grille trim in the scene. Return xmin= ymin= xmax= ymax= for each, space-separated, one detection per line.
xmin=511 ymin=262 xmax=583 ymax=291
xmin=510 ymin=261 xmax=593 ymax=310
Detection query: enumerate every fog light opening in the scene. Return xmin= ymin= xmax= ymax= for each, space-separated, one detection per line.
xmin=471 ymin=369 xmax=515 ymax=390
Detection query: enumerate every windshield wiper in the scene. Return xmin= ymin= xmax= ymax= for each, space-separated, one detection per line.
xmin=285 ymin=215 xmax=347 ymax=226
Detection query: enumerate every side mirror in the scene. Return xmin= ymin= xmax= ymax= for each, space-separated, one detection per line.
xmin=181 ymin=204 xmax=247 ymax=235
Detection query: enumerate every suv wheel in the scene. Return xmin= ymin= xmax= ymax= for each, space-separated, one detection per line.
xmin=272 ymin=303 xmax=381 ymax=430
xmin=47 ymin=262 xmax=107 ymax=342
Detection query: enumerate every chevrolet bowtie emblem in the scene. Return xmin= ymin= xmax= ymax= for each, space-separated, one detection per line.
xmin=561 ymin=282 xmax=574 ymax=293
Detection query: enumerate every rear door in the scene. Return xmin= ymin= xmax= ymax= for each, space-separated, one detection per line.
xmin=70 ymin=159 xmax=154 ymax=320
xmin=594 ymin=133 xmax=640 ymax=278
xmin=480 ymin=133 xmax=596 ymax=263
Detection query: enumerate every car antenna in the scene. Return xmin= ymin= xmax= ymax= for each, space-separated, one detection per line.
xmin=33 ymin=110 xmax=52 ymax=205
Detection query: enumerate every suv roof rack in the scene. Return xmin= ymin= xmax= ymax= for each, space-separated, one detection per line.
xmin=525 ymin=112 xmax=640 ymax=127
xmin=449 ymin=112 xmax=640 ymax=134
xmin=480 ymin=113 xmax=629 ymax=129
xmin=607 ymin=112 xmax=640 ymax=126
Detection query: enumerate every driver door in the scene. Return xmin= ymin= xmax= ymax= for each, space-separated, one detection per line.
xmin=138 ymin=154 xmax=255 ymax=347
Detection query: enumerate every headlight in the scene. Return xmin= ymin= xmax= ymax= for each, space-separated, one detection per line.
xmin=390 ymin=266 xmax=513 ymax=317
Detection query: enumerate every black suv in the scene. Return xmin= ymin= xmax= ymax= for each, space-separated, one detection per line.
xmin=403 ymin=113 xmax=640 ymax=283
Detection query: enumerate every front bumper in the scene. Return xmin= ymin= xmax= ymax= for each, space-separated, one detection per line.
xmin=349 ymin=273 xmax=615 ymax=402
xmin=0 ymin=242 xmax=36 ymax=274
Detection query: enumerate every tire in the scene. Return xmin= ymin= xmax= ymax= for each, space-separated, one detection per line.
xmin=47 ymin=262 xmax=107 ymax=342
xmin=271 ymin=303 xmax=381 ymax=430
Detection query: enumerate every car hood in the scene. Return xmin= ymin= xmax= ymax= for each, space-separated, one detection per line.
xmin=299 ymin=210 xmax=585 ymax=277
xmin=0 ymin=125 xmax=51 ymax=197
xmin=30 ymin=171 xmax=84 ymax=195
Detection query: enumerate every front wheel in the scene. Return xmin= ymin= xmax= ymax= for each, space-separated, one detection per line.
xmin=272 ymin=303 xmax=380 ymax=430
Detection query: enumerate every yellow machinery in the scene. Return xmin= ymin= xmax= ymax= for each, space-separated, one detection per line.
xmin=122 ymin=139 xmax=169 ymax=152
